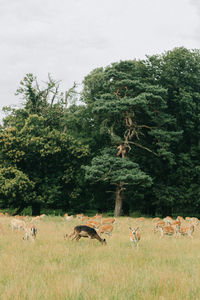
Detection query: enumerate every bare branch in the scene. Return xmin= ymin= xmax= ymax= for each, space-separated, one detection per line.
xmin=129 ymin=141 xmax=158 ymax=156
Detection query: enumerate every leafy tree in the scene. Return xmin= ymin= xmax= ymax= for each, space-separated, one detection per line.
xmin=84 ymin=151 xmax=152 ymax=216
xmin=0 ymin=75 xmax=88 ymax=214
xmin=82 ymin=61 xmax=180 ymax=215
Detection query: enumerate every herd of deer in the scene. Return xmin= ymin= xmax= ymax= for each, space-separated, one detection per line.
xmin=0 ymin=212 xmax=199 ymax=249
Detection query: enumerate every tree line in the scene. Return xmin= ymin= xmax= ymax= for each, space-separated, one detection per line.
xmin=0 ymin=47 xmax=200 ymax=217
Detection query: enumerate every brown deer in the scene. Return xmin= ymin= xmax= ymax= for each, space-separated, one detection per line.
xmin=98 ymin=224 xmax=113 ymax=236
xmin=158 ymin=224 xmax=179 ymax=238
xmin=101 ymin=217 xmax=116 ymax=225
xmin=65 ymin=225 xmax=106 ymax=245
xmin=178 ymin=224 xmax=194 ymax=238
xmin=129 ymin=227 xmax=141 ymax=248
xmin=87 ymin=219 xmax=101 ymax=229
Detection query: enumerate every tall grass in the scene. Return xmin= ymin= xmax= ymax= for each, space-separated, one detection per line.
xmin=0 ymin=216 xmax=200 ymax=299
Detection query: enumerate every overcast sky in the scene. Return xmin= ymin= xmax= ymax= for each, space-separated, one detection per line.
xmin=0 ymin=0 xmax=200 ymax=120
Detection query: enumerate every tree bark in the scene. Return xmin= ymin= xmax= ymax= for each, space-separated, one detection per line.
xmin=114 ymin=182 xmax=124 ymax=216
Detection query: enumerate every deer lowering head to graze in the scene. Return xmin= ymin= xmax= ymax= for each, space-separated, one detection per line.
xmin=163 ymin=216 xmax=173 ymax=225
xmin=153 ymin=220 xmax=166 ymax=233
xmin=176 ymin=216 xmax=184 ymax=222
xmin=66 ymin=225 xmax=106 ymax=245
xmin=23 ymin=224 xmax=37 ymax=241
xmin=136 ymin=217 xmax=145 ymax=222
xmin=91 ymin=214 xmax=102 ymax=220
xmin=65 ymin=215 xmax=73 ymax=221
xmin=87 ymin=219 xmax=101 ymax=229
xmin=81 ymin=216 xmax=90 ymax=222
xmin=76 ymin=214 xmax=84 ymax=219
xmin=158 ymin=224 xmax=179 ymax=238
xmin=98 ymin=224 xmax=113 ymax=236
xmin=40 ymin=214 xmax=46 ymax=219
xmin=152 ymin=217 xmax=160 ymax=223
xmin=178 ymin=224 xmax=194 ymax=238
xmin=31 ymin=216 xmax=41 ymax=223
xmin=190 ymin=217 xmax=199 ymax=227
xmin=11 ymin=219 xmax=26 ymax=231
xmin=101 ymin=217 xmax=116 ymax=225
xmin=129 ymin=227 xmax=141 ymax=248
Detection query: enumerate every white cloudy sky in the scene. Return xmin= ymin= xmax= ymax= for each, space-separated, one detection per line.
xmin=0 ymin=0 xmax=200 ymax=120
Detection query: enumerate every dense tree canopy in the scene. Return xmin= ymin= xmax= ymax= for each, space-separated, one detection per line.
xmin=0 ymin=47 xmax=200 ymax=216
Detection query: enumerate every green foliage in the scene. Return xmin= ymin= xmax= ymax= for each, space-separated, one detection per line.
xmin=1 ymin=47 xmax=200 ymax=215
xmin=0 ymin=166 xmax=35 ymax=209
xmin=84 ymin=153 xmax=152 ymax=187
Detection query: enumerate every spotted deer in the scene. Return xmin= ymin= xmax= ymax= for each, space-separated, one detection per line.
xmin=87 ymin=219 xmax=101 ymax=229
xmin=101 ymin=218 xmax=116 ymax=225
xmin=65 ymin=225 xmax=106 ymax=245
xmin=11 ymin=219 xmax=26 ymax=231
xmin=178 ymin=224 xmax=194 ymax=238
xmin=23 ymin=224 xmax=37 ymax=241
xmin=158 ymin=224 xmax=179 ymax=238
xmin=129 ymin=227 xmax=141 ymax=248
xmin=98 ymin=224 xmax=113 ymax=236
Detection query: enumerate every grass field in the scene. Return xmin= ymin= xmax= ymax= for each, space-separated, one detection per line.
xmin=0 ymin=216 xmax=200 ymax=300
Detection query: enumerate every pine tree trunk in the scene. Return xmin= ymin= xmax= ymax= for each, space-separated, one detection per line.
xmin=114 ymin=182 xmax=124 ymax=216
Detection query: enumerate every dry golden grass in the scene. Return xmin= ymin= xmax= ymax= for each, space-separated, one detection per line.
xmin=0 ymin=216 xmax=200 ymax=300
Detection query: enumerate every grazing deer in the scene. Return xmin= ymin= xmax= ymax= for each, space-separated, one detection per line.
xmin=136 ymin=217 xmax=145 ymax=222
xmin=129 ymin=227 xmax=141 ymax=248
xmin=190 ymin=217 xmax=199 ymax=227
xmin=15 ymin=215 xmax=25 ymax=220
xmin=176 ymin=216 xmax=184 ymax=222
xmin=163 ymin=216 xmax=173 ymax=225
xmin=152 ymin=217 xmax=160 ymax=223
xmin=81 ymin=216 xmax=90 ymax=222
xmin=23 ymin=224 xmax=37 ymax=241
xmin=31 ymin=216 xmax=41 ymax=223
xmin=98 ymin=224 xmax=113 ymax=236
xmin=40 ymin=214 xmax=46 ymax=219
xmin=91 ymin=214 xmax=102 ymax=220
xmin=153 ymin=220 xmax=166 ymax=233
xmin=87 ymin=219 xmax=101 ymax=229
xmin=101 ymin=218 xmax=116 ymax=225
xmin=65 ymin=215 xmax=73 ymax=221
xmin=66 ymin=225 xmax=106 ymax=245
xmin=81 ymin=223 xmax=95 ymax=228
xmin=11 ymin=219 xmax=26 ymax=231
xmin=178 ymin=224 xmax=194 ymax=238
xmin=158 ymin=225 xmax=179 ymax=238
xmin=76 ymin=214 xmax=84 ymax=219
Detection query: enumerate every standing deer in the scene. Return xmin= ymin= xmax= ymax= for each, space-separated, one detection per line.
xmin=11 ymin=219 xmax=26 ymax=231
xmin=65 ymin=225 xmax=106 ymax=245
xmin=129 ymin=227 xmax=141 ymax=249
xmin=23 ymin=224 xmax=37 ymax=241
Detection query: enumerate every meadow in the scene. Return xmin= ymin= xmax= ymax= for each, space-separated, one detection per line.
xmin=0 ymin=216 xmax=200 ymax=300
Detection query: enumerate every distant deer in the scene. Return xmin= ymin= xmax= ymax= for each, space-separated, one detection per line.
xmin=23 ymin=224 xmax=37 ymax=241
xmin=101 ymin=217 xmax=116 ymax=225
xmin=11 ymin=219 xmax=26 ymax=231
xmin=178 ymin=224 xmax=194 ymax=238
xmin=65 ymin=225 xmax=106 ymax=245
xmin=129 ymin=227 xmax=141 ymax=249
xmin=98 ymin=224 xmax=113 ymax=236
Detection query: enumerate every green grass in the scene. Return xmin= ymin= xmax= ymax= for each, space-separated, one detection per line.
xmin=0 ymin=216 xmax=200 ymax=299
